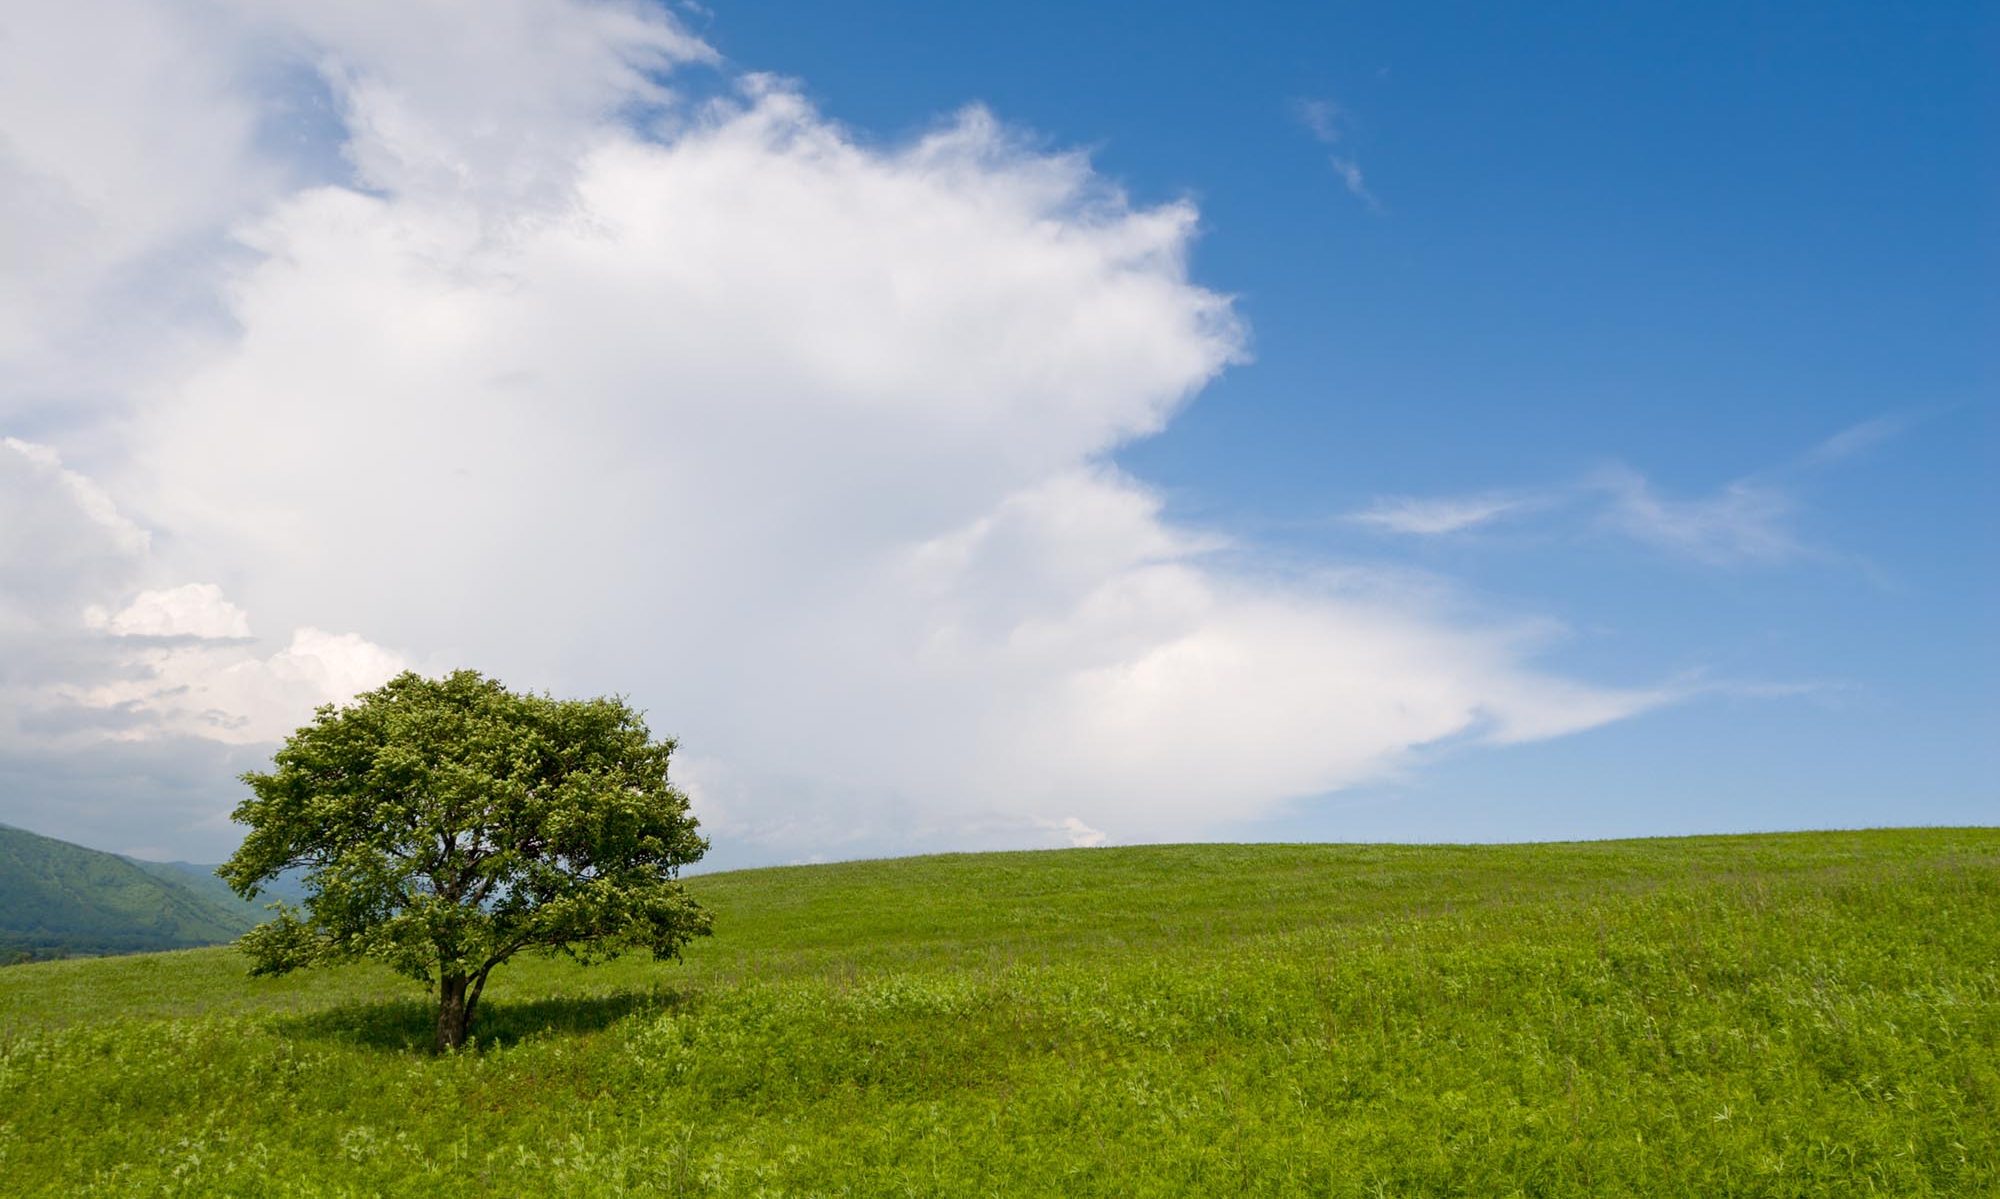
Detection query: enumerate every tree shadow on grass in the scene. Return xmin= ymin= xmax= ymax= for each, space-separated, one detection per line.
xmin=278 ymin=984 xmax=695 ymax=1053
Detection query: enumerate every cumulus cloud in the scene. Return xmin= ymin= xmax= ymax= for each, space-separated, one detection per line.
xmin=3 ymin=0 xmax=1658 ymax=861
xmin=221 ymin=0 xmax=714 ymax=207
xmin=85 ymin=583 xmax=252 ymax=639
xmin=0 ymin=439 xmax=402 ymax=794
xmin=56 ymin=627 xmax=408 ymax=745
xmin=1041 ymin=817 xmax=1106 ymax=849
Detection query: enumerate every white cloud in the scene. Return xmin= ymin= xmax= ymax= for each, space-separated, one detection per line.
xmin=1588 ymin=465 xmax=1801 ymax=565
xmin=997 ymin=572 xmax=1662 ymax=837
xmin=1295 ymin=98 xmax=1379 ymax=210
xmin=85 ymin=583 xmax=252 ymax=639
xmin=1345 ymin=429 xmax=1883 ymax=567
xmin=58 ymin=627 xmax=407 ymax=745
xmin=1043 ymin=816 xmax=1106 ymax=848
xmin=0 ymin=441 xmax=402 ymax=759
xmin=220 ymin=0 xmax=713 ymax=208
xmin=0 ymin=1 xmax=278 ymax=419
xmin=1577 ymin=417 xmax=1904 ymax=567
xmin=1347 ymin=493 xmax=1532 ymax=535
xmin=1 ymin=438 xmax=148 ymax=633
xmin=1799 ymin=415 xmax=1905 ymax=468
xmin=1 ymin=2 xmax=1658 ymax=861
xmin=0 ymin=0 xmax=713 ymax=424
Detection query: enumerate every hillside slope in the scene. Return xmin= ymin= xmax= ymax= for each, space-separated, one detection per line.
xmin=0 ymin=828 xmax=1995 ymax=1197
xmin=0 ymin=824 xmax=255 ymax=962
xmin=125 ymin=857 xmax=308 ymax=921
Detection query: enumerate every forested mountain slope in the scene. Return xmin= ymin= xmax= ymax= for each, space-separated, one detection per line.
xmin=0 ymin=824 xmax=254 ymax=962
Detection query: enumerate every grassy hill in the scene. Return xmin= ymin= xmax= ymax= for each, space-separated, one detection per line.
xmin=0 ymin=824 xmax=257 ymax=962
xmin=0 ymin=828 xmax=1994 ymax=1196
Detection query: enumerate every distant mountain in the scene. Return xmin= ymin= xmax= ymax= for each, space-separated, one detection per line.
xmin=0 ymin=824 xmax=261 ymax=963
xmin=124 ymin=858 xmax=298 ymax=924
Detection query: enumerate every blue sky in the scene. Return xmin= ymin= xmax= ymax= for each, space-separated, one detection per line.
xmin=0 ymin=0 xmax=1990 ymax=863
xmin=698 ymin=0 xmax=1997 ymax=839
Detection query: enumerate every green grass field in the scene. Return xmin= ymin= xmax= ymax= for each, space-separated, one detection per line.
xmin=2 ymin=828 xmax=1995 ymax=1196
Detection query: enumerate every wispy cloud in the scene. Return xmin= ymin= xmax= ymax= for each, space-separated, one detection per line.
xmin=1649 ymin=668 xmax=1858 ymax=708
xmin=1352 ymin=471 xmax=1805 ymax=565
xmin=1796 ymin=414 xmax=1907 ymax=468
xmin=1348 ymin=493 xmax=1533 ymax=535
xmin=1295 ymin=98 xmax=1380 ymax=210
xmin=1340 ymin=415 xmax=1906 ymax=567
xmin=1587 ymin=414 xmax=1909 ymax=565
xmin=1586 ymin=466 xmax=1802 ymax=565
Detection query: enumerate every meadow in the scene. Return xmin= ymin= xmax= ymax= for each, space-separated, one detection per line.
xmin=1 ymin=828 xmax=1994 ymax=1196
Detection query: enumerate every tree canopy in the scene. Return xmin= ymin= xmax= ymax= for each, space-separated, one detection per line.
xmin=219 ymin=669 xmax=711 ymax=1051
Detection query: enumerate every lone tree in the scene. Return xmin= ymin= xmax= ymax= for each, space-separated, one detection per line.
xmin=220 ymin=669 xmax=712 ymax=1052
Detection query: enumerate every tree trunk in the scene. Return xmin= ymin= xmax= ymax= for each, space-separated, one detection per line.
xmin=436 ymin=972 xmax=471 ymax=1053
